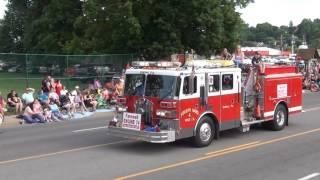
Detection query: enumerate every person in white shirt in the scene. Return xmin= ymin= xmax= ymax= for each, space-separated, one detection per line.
xmin=21 ymin=88 xmax=35 ymax=105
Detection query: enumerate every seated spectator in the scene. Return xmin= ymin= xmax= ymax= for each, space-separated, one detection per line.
xmin=220 ymin=48 xmax=232 ymax=60
xmin=22 ymin=87 xmax=35 ymax=105
xmin=94 ymin=78 xmax=102 ymax=90
xmin=50 ymin=78 xmax=56 ymax=90
xmin=48 ymin=100 xmax=65 ymax=121
xmin=114 ymin=79 xmax=124 ymax=97
xmin=71 ymin=86 xmax=87 ymax=112
xmin=38 ymin=90 xmax=49 ymax=106
xmin=104 ymin=81 xmax=113 ymax=90
xmin=252 ymin=51 xmax=262 ymax=66
xmin=43 ymin=108 xmax=53 ymax=122
xmin=0 ymin=91 xmax=6 ymax=118
xmin=74 ymin=89 xmax=87 ymax=114
xmin=41 ymin=76 xmax=52 ymax=95
xmin=60 ymin=86 xmax=68 ymax=96
xmin=101 ymin=88 xmax=110 ymax=102
xmin=32 ymin=99 xmax=46 ymax=122
xmin=55 ymin=79 xmax=63 ymax=96
xmin=22 ymin=102 xmax=45 ymax=124
xmin=83 ymin=91 xmax=98 ymax=112
xmin=48 ymin=88 xmax=60 ymax=105
xmin=7 ymin=90 xmax=23 ymax=114
xmin=60 ymin=92 xmax=76 ymax=118
xmin=96 ymin=91 xmax=108 ymax=107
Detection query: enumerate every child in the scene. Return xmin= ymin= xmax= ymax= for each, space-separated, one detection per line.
xmin=48 ymin=99 xmax=65 ymax=121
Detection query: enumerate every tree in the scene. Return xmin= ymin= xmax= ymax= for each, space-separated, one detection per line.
xmin=24 ymin=0 xmax=82 ymax=53
xmin=0 ymin=0 xmax=30 ymax=52
xmin=66 ymin=0 xmax=252 ymax=58
xmin=1 ymin=0 xmax=253 ymax=56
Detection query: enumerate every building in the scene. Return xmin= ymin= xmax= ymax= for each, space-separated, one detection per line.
xmin=297 ymin=48 xmax=320 ymax=60
xmin=241 ymin=47 xmax=290 ymax=57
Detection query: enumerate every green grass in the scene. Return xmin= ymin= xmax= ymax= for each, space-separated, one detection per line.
xmin=0 ymin=72 xmax=87 ymax=96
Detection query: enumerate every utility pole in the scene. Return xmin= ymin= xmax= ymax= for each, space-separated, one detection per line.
xmin=291 ymin=34 xmax=295 ymax=54
xmin=280 ymin=34 xmax=283 ymax=52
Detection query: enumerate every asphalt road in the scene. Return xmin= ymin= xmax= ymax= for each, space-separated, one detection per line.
xmin=0 ymin=91 xmax=320 ymax=180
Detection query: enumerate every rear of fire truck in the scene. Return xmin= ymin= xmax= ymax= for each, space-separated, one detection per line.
xmin=241 ymin=65 xmax=303 ymax=131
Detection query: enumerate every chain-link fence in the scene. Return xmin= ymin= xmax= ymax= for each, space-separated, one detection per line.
xmin=0 ymin=53 xmax=135 ymax=95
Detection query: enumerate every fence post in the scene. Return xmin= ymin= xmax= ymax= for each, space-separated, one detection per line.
xmin=66 ymin=55 xmax=70 ymax=90
xmin=25 ymin=54 xmax=29 ymax=88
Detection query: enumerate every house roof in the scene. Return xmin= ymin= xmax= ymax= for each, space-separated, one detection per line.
xmin=297 ymin=48 xmax=320 ymax=60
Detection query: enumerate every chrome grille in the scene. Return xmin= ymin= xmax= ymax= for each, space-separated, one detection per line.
xmin=135 ymin=98 xmax=153 ymax=125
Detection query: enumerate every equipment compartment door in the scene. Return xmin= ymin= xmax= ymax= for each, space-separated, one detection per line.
xmin=220 ymin=72 xmax=241 ymax=130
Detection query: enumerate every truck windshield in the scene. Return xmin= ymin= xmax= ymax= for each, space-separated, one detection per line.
xmin=124 ymin=74 xmax=179 ymax=99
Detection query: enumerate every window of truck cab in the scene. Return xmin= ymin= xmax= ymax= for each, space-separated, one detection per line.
xmin=145 ymin=75 xmax=180 ymax=99
xmin=124 ymin=74 xmax=180 ymax=99
xmin=124 ymin=74 xmax=145 ymax=96
xmin=183 ymin=76 xmax=197 ymax=95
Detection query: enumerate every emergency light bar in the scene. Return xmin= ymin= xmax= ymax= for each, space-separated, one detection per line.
xmin=132 ymin=61 xmax=181 ymax=68
xmin=184 ymin=60 xmax=234 ymax=68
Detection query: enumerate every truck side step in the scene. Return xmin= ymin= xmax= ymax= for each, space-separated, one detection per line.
xmin=241 ymin=119 xmax=266 ymax=126
xmin=240 ymin=119 xmax=266 ymax=133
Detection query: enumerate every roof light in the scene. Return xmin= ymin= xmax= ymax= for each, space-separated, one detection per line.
xmin=132 ymin=61 xmax=181 ymax=68
xmin=184 ymin=60 xmax=222 ymax=68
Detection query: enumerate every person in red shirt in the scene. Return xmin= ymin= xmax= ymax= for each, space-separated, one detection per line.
xmin=55 ymin=79 xmax=63 ymax=96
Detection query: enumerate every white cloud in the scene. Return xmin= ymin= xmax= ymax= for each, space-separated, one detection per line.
xmin=238 ymin=0 xmax=320 ymax=27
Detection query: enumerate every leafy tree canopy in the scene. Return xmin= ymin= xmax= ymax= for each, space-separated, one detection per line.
xmin=0 ymin=0 xmax=253 ymax=58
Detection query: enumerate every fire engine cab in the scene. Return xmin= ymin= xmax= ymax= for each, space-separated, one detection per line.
xmin=107 ymin=60 xmax=302 ymax=147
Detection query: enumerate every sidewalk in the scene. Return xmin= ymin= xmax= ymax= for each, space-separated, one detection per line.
xmin=1 ymin=108 xmax=115 ymax=128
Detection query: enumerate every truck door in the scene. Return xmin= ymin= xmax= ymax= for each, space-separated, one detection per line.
xmin=220 ymin=72 xmax=241 ymax=130
xmin=207 ymin=73 xmax=221 ymax=121
xmin=179 ymin=74 xmax=202 ymax=129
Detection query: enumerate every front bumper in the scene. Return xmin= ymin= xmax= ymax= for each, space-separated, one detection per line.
xmin=107 ymin=126 xmax=176 ymax=143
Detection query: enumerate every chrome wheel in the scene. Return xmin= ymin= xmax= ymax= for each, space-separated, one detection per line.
xmin=0 ymin=115 xmax=3 ymax=126
xmin=199 ymin=122 xmax=212 ymax=142
xmin=276 ymin=110 xmax=285 ymax=127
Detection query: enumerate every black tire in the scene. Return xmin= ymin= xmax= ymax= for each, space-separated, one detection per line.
xmin=267 ymin=104 xmax=288 ymax=131
xmin=193 ymin=116 xmax=215 ymax=147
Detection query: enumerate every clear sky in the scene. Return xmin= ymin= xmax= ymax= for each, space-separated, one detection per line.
xmin=0 ymin=0 xmax=319 ymax=27
xmin=238 ymin=0 xmax=320 ymax=27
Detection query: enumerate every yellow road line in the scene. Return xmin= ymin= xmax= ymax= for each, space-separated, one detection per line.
xmin=116 ymin=128 xmax=320 ymax=180
xmin=205 ymin=141 xmax=261 ymax=156
xmin=115 ymin=141 xmax=260 ymax=180
xmin=0 ymin=140 xmax=128 ymax=165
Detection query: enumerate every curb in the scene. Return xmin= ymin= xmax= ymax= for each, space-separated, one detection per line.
xmin=2 ymin=115 xmax=22 ymax=128
xmin=1 ymin=109 xmax=115 ymax=128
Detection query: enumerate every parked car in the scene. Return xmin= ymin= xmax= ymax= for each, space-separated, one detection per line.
xmin=38 ymin=66 xmax=48 ymax=74
xmin=8 ymin=65 xmax=19 ymax=73
xmin=0 ymin=60 xmax=7 ymax=68
xmin=65 ymin=64 xmax=88 ymax=76
xmin=8 ymin=65 xmax=33 ymax=73
xmin=38 ymin=65 xmax=61 ymax=75
xmin=88 ymin=64 xmax=114 ymax=76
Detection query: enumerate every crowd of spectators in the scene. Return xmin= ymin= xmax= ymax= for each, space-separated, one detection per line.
xmin=0 ymin=75 xmax=124 ymax=124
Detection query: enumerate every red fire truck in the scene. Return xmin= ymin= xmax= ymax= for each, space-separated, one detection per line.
xmin=107 ymin=60 xmax=302 ymax=147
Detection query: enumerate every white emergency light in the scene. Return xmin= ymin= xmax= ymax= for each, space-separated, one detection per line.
xmin=132 ymin=61 xmax=181 ymax=68
xmin=184 ymin=60 xmax=234 ymax=68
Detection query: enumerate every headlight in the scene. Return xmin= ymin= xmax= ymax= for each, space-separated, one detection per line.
xmin=156 ymin=109 xmax=176 ymax=119
xmin=116 ymin=106 xmax=127 ymax=112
